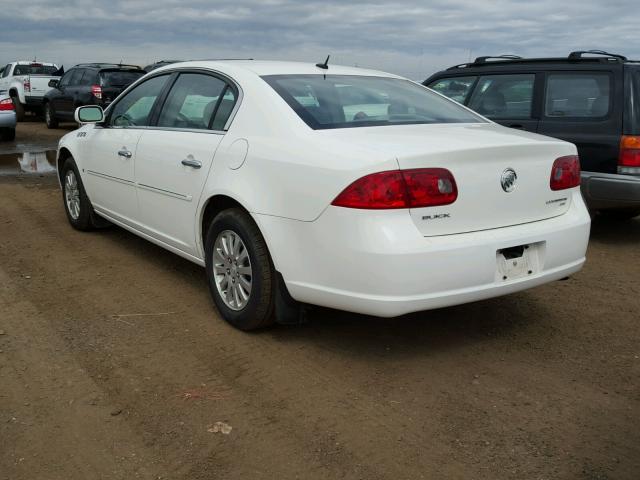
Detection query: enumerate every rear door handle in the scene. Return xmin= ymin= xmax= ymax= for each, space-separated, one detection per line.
xmin=508 ymin=124 xmax=524 ymax=130
xmin=181 ymin=158 xmax=202 ymax=169
xmin=118 ymin=149 xmax=132 ymax=159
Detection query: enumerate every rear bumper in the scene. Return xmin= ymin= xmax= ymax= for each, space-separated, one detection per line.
xmin=581 ymin=171 xmax=640 ymax=210
xmin=0 ymin=111 xmax=16 ymax=128
xmin=256 ymin=190 xmax=591 ymax=317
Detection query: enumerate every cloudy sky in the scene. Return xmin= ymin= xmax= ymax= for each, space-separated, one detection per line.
xmin=0 ymin=0 xmax=638 ymax=80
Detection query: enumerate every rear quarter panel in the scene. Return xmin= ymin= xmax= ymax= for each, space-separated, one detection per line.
xmin=200 ymin=75 xmax=399 ymax=223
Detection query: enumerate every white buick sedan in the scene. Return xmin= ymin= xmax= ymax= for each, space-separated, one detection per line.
xmin=56 ymin=60 xmax=590 ymax=330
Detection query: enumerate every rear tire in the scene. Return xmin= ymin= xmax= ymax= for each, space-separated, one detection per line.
xmin=598 ymin=209 xmax=640 ymax=220
xmin=11 ymin=96 xmax=25 ymax=121
xmin=44 ymin=102 xmax=59 ymax=129
xmin=0 ymin=128 xmax=15 ymax=141
xmin=61 ymin=157 xmax=102 ymax=231
xmin=205 ymin=208 xmax=276 ymax=331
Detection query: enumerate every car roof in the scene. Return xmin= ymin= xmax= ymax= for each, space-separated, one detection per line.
xmin=73 ymin=63 xmax=144 ymax=70
xmin=15 ymin=61 xmax=57 ymax=66
xmin=152 ymin=60 xmax=403 ymax=79
xmin=432 ymin=50 xmax=640 ymax=72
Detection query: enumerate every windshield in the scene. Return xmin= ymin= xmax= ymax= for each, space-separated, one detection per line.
xmin=100 ymin=70 xmax=145 ymax=87
xmin=263 ymin=74 xmax=485 ymax=129
xmin=13 ymin=64 xmax=59 ymax=76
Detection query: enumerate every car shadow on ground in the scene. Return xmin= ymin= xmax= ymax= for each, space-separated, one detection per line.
xmin=589 ymin=215 xmax=640 ymax=246
xmin=96 ymin=222 xmax=549 ymax=356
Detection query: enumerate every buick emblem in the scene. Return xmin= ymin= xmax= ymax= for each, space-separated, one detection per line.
xmin=501 ymin=168 xmax=517 ymax=193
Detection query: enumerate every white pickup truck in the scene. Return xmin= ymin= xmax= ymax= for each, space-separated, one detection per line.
xmin=0 ymin=61 xmax=61 ymax=120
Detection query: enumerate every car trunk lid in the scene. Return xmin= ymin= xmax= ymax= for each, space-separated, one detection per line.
xmin=324 ymin=123 xmax=578 ymax=236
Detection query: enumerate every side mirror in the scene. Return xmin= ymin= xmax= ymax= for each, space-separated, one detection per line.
xmin=48 ymin=79 xmax=59 ymax=88
xmin=75 ymin=105 xmax=104 ymax=124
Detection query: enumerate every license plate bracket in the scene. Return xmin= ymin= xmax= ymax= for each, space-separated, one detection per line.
xmin=496 ymin=242 xmax=544 ymax=282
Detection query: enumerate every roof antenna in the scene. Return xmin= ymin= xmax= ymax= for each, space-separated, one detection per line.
xmin=316 ymin=55 xmax=330 ymax=70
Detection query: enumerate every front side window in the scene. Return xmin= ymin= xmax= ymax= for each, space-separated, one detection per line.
xmin=1 ymin=65 xmax=10 ymax=78
xmin=468 ymin=74 xmax=535 ymax=119
xmin=58 ymin=70 xmax=75 ymax=88
xmin=109 ymin=75 xmax=169 ymax=127
xmin=545 ymin=72 xmax=610 ymax=118
xmin=263 ymin=74 xmax=484 ymax=129
xmin=67 ymin=69 xmax=85 ymax=86
xmin=428 ymin=76 xmax=477 ymax=103
xmin=157 ymin=73 xmax=231 ymax=130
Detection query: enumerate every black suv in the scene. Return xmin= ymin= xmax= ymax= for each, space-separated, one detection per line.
xmin=43 ymin=63 xmax=146 ymax=128
xmin=425 ymin=50 xmax=640 ymax=218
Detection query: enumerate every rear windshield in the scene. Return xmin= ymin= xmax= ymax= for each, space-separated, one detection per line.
xmin=100 ymin=70 xmax=145 ymax=87
xmin=263 ymin=74 xmax=485 ymax=129
xmin=13 ymin=64 xmax=59 ymax=76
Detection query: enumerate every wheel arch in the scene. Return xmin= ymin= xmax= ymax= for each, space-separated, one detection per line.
xmin=56 ymin=147 xmax=73 ymax=185
xmin=198 ymin=194 xmax=280 ymax=270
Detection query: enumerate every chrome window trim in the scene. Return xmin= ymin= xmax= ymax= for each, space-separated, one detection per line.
xmin=103 ymin=66 xmax=243 ymax=132
xmin=96 ymin=125 xmax=226 ymax=135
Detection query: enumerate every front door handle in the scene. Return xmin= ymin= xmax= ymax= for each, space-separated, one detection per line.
xmin=508 ymin=124 xmax=525 ymax=130
xmin=181 ymin=158 xmax=202 ymax=169
xmin=118 ymin=149 xmax=132 ymax=159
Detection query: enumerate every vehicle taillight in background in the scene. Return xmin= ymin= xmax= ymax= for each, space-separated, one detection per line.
xmin=91 ymin=85 xmax=102 ymax=100
xmin=618 ymin=136 xmax=640 ymax=174
xmin=550 ymin=155 xmax=581 ymax=191
xmin=331 ymin=168 xmax=458 ymax=209
xmin=23 ymin=78 xmax=31 ymax=92
xmin=0 ymin=98 xmax=15 ymax=111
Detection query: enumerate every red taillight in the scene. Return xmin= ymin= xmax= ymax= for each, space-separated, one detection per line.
xmin=550 ymin=155 xmax=581 ymax=191
xmin=619 ymin=136 xmax=640 ymax=167
xmin=91 ymin=85 xmax=102 ymax=99
xmin=0 ymin=98 xmax=14 ymax=111
xmin=331 ymin=168 xmax=458 ymax=209
xmin=23 ymin=78 xmax=30 ymax=92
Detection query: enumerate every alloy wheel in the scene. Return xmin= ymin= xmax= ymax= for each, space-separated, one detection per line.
xmin=213 ymin=230 xmax=252 ymax=310
xmin=64 ymin=170 xmax=81 ymax=220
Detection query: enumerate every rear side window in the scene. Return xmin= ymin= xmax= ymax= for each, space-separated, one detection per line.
xmin=157 ymin=73 xmax=233 ymax=130
xmin=80 ymin=70 xmax=98 ymax=86
xmin=264 ymin=74 xmax=484 ymax=129
xmin=100 ymin=70 xmax=145 ymax=87
xmin=631 ymin=69 xmax=640 ymax=133
xmin=545 ymin=72 xmax=610 ymax=118
xmin=468 ymin=74 xmax=535 ymax=119
xmin=428 ymin=76 xmax=477 ymax=103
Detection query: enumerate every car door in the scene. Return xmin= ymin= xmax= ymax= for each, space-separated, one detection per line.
xmin=466 ymin=73 xmax=540 ymax=132
xmin=133 ymin=72 xmax=237 ymax=255
xmin=0 ymin=64 xmax=12 ymax=92
xmin=82 ymin=74 xmax=171 ymax=225
xmin=537 ymin=69 xmax=623 ymax=174
xmin=53 ymin=69 xmax=81 ymax=118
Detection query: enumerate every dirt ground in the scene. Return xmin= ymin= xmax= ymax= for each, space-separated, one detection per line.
xmin=1 ymin=122 xmax=639 ymax=480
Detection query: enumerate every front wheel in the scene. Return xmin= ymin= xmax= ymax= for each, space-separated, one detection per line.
xmin=205 ymin=208 xmax=276 ymax=330
xmin=44 ymin=103 xmax=59 ymax=129
xmin=61 ymin=158 xmax=101 ymax=231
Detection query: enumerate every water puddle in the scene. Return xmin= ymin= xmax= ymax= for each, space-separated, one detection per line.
xmin=0 ymin=151 xmax=57 ymax=176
